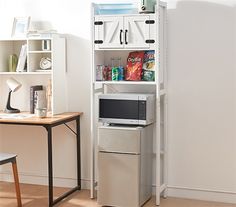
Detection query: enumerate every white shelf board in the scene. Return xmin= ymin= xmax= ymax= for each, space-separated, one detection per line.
xmin=0 ymin=72 xmax=51 ymax=75
xmin=0 ymin=38 xmax=27 ymax=41
xmin=95 ymin=81 xmax=157 ymax=85
xmin=28 ymin=36 xmax=53 ymax=40
xmin=94 ymin=13 xmax=156 ymax=18
xmin=95 ymin=48 xmax=155 ymax=51
xmin=28 ymin=50 xmax=52 ymax=54
xmin=28 ymin=72 xmax=51 ymax=75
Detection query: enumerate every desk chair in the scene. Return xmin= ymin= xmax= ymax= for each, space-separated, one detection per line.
xmin=0 ymin=153 xmax=22 ymax=207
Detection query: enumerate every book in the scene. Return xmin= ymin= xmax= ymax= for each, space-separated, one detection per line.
xmin=30 ymin=85 xmax=43 ymax=114
xmin=16 ymin=44 xmax=27 ymax=72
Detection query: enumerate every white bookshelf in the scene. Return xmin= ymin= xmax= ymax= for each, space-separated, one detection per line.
xmin=90 ymin=1 xmax=168 ymax=205
xmin=0 ymin=34 xmax=67 ymax=115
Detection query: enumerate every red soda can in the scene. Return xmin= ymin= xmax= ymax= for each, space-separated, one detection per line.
xmin=103 ymin=66 xmax=108 ymax=80
xmin=107 ymin=66 xmax=112 ymax=81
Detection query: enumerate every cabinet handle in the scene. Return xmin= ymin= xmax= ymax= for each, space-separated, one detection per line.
xmin=120 ymin=29 xmax=123 ymax=45
xmin=125 ymin=29 xmax=128 ymax=44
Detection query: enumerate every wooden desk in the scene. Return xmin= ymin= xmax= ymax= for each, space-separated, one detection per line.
xmin=0 ymin=112 xmax=83 ymax=207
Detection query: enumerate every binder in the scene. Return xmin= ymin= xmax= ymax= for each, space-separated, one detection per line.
xmin=16 ymin=44 xmax=27 ymax=72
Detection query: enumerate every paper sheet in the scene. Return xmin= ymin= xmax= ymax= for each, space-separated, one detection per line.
xmin=0 ymin=114 xmax=35 ymax=119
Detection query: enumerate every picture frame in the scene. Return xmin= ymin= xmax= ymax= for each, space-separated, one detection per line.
xmin=11 ymin=16 xmax=31 ymax=38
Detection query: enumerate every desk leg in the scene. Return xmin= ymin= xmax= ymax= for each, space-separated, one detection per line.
xmin=46 ymin=126 xmax=53 ymax=207
xmin=76 ymin=117 xmax=81 ymax=190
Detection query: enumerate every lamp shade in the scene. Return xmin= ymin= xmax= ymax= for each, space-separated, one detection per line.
xmin=6 ymin=77 xmax=22 ymax=92
xmin=4 ymin=77 xmax=22 ymax=113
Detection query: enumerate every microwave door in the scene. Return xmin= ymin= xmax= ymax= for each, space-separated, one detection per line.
xmin=99 ymin=99 xmax=139 ymax=124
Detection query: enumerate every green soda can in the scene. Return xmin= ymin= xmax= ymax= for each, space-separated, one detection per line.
xmin=112 ymin=67 xmax=118 ymax=81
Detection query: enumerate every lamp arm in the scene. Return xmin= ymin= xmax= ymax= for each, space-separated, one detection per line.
xmin=6 ymin=90 xmax=12 ymax=109
xmin=4 ymin=90 xmax=20 ymax=113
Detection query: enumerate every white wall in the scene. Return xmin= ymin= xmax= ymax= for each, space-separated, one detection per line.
xmin=166 ymin=0 xmax=236 ymax=203
xmin=0 ymin=0 xmax=140 ymax=189
xmin=0 ymin=0 xmax=94 ymax=189
xmin=0 ymin=0 xmax=236 ymax=204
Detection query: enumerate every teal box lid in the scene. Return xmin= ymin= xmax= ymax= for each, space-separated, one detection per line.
xmin=95 ymin=3 xmax=138 ymax=15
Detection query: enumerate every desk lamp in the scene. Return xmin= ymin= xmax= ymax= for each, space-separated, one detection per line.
xmin=4 ymin=77 xmax=22 ymax=113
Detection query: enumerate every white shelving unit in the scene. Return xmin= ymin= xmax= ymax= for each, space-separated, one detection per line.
xmin=0 ymin=34 xmax=67 ymax=115
xmin=91 ymin=1 xmax=167 ymax=205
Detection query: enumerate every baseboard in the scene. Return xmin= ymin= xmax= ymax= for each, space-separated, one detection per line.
xmin=167 ymin=185 xmax=236 ymax=204
xmin=1 ymin=171 xmax=236 ymax=204
xmin=0 ymin=171 xmax=90 ymax=190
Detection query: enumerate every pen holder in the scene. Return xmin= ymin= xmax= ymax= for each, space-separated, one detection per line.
xmin=35 ymin=108 xmax=47 ymax=118
xmin=35 ymin=90 xmax=47 ymax=109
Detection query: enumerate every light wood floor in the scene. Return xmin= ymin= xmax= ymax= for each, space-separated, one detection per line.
xmin=0 ymin=182 xmax=235 ymax=207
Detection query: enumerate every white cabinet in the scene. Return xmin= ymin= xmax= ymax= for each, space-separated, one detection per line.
xmin=0 ymin=34 xmax=67 ymax=115
xmin=91 ymin=2 xmax=167 ymax=206
xmin=94 ymin=15 xmax=155 ymax=49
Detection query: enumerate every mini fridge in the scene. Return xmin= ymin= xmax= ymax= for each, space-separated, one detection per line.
xmin=97 ymin=124 xmax=153 ymax=207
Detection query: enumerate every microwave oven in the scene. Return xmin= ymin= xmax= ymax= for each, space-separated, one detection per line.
xmin=98 ymin=93 xmax=155 ymax=125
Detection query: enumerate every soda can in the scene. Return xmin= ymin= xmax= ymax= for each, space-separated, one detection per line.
xmin=112 ymin=67 xmax=119 ymax=81
xmin=96 ymin=65 xmax=103 ymax=81
xmin=107 ymin=66 xmax=112 ymax=81
xmin=102 ymin=66 xmax=107 ymax=80
xmin=118 ymin=66 xmax=124 ymax=81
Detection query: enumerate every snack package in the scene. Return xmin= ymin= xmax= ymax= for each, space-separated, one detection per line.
xmin=143 ymin=50 xmax=155 ymax=70
xmin=125 ymin=51 xmax=144 ymax=81
xmin=143 ymin=70 xmax=155 ymax=81
xmin=142 ymin=50 xmax=155 ymax=81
